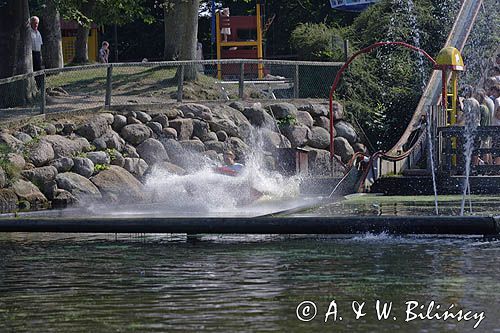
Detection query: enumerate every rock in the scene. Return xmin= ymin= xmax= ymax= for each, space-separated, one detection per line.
xmin=62 ymin=123 xmax=76 ymax=135
xmin=308 ymin=126 xmax=330 ymax=149
xmin=353 ymin=143 xmax=368 ymax=154
xmin=268 ymin=102 xmax=298 ymax=119
xmin=204 ymin=132 xmax=218 ymax=142
xmin=100 ymin=112 xmax=115 ymax=125
xmin=211 ymin=105 xmax=252 ymax=139
xmin=112 ymin=114 xmax=127 ymax=132
xmin=52 ymin=189 xmax=77 ymax=208
xmin=334 ymin=121 xmax=358 ymax=145
xmin=147 ymin=122 xmax=163 ymax=136
xmin=229 ymin=101 xmax=245 ymax=112
xmin=169 ymin=119 xmax=194 ymax=141
xmin=127 ymin=116 xmax=142 ymax=125
xmin=123 ymin=158 xmax=148 ymax=178
xmin=8 ymin=153 xmax=25 ymax=170
xmin=308 ymin=148 xmax=333 ymax=176
xmin=145 ymin=161 xmax=187 ymax=177
xmin=0 ymin=166 xmax=5 ymax=188
xmin=75 ymin=115 xmax=110 ymax=141
xmin=13 ymin=131 xmax=32 ymax=143
xmin=162 ymin=127 xmax=178 ymax=140
xmin=109 ymin=150 xmax=125 ymax=167
xmin=204 ymin=140 xmax=225 ymax=154
xmin=334 ymin=137 xmax=355 ymax=163
xmin=21 ymin=166 xmax=58 ymax=186
xmin=180 ymin=140 xmax=206 ymax=153
xmin=299 ymin=103 xmax=328 ymax=117
xmin=243 ymin=105 xmax=275 ymax=128
xmin=87 ymin=151 xmax=111 ymax=165
xmin=208 ymin=118 xmax=239 ymax=138
xmin=123 ymin=144 xmax=140 ymax=158
xmin=135 ymin=111 xmax=152 ymax=123
xmin=49 ymin=157 xmax=74 ymax=173
xmin=73 ymin=137 xmax=92 ymax=152
xmin=20 ymin=124 xmax=44 ymax=137
xmin=92 ymin=137 xmax=107 ymax=150
xmin=12 ymin=179 xmax=48 ymax=207
xmin=163 ymin=108 xmax=181 ymax=120
xmin=314 ymin=116 xmax=331 ymax=131
xmin=192 ymin=119 xmax=212 ymax=141
xmin=43 ymin=135 xmax=89 ymax=158
xmin=260 ymin=129 xmax=291 ymax=150
xmin=161 ymin=139 xmax=185 ymax=166
xmin=42 ymin=180 xmax=57 ymax=199
xmin=296 ymin=111 xmax=314 ymax=128
xmin=0 ymin=188 xmax=18 ymax=213
xmin=216 ymin=130 xmax=228 ymax=142
xmin=281 ymin=125 xmax=311 ymax=147
xmin=120 ymin=124 xmax=152 ymax=145
xmin=0 ymin=133 xmax=24 ymax=150
xmin=179 ymin=103 xmax=212 ymax=120
xmin=72 ymin=157 xmax=95 ymax=178
xmin=55 ymin=172 xmax=102 ymax=202
xmin=27 ymin=140 xmax=55 ymax=167
xmin=90 ymin=166 xmax=147 ymax=203
xmin=331 ymin=101 xmax=344 ymax=120
xmin=126 ymin=111 xmax=137 ymax=118
xmin=152 ymin=114 xmax=169 ymax=128
xmin=101 ymin=130 xmax=125 ymax=151
xmin=43 ymin=123 xmax=57 ymax=135
xmin=136 ymin=138 xmax=169 ymax=165
xmin=54 ymin=123 xmax=64 ymax=134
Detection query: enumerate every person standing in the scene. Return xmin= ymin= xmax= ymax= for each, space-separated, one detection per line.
xmin=98 ymin=41 xmax=110 ymax=63
xmin=30 ymin=16 xmax=43 ymax=71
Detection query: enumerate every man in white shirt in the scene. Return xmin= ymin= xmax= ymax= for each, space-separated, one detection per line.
xmin=30 ymin=16 xmax=43 ymax=71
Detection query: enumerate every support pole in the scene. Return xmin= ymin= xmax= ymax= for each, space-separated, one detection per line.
xmin=294 ymin=64 xmax=299 ymax=98
xmin=105 ymin=65 xmax=113 ymax=107
xmin=343 ymin=39 xmax=349 ymax=62
xmin=239 ymin=62 xmax=244 ymax=99
xmin=177 ymin=64 xmax=185 ymax=102
xmin=256 ymin=3 xmax=264 ymax=79
xmin=40 ymin=73 xmax=46 ymax=114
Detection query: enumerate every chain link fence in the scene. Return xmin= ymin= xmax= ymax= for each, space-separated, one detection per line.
xmin=0 ymin=59 xmax=343 ymax=117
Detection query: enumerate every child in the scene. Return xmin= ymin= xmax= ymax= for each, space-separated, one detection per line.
xmin=220 ymin=8 xmax=231 ymax=42
xmin=99 ymin=41 xmax=110 ymax=63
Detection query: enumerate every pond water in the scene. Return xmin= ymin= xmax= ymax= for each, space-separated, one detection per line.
xmin=1 ymin=232 xmax=499 ymax=332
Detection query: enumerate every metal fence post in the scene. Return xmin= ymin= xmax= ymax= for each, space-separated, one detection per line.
xmin=40 ymin=72 xmax=46 ymax=114
xmin=239 ymin=62 xmax=244 ymax=100
xmin=105 ymin=65 xmax=113 ymax=108
xmin=344 ymin=39 xmax=349 ymax=62
xmin=177 ymin=64 xmax=184 ymax=103
xmin=294 ymin=64 xmax=299 ymax=99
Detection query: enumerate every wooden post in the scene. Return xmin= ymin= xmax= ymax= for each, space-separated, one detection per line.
xmin=216 ymin=12 xmax=222 ymax=80
xmin=294 ymin=64 xmax=299 ymax=98
xmin=105 ymin=65 xmax=113 ymax=107
xmin=239 ymin=62 xmax=244 ymax=99
xmin=40 ymin=73 xmax=46 ymax=114
xmin=177 ymin=64 xmax=185 ymax=102
xmin=343 ymin=39 xmax=349 ymax=62
xmin=256 ymin=3 xmax=264 ymax=79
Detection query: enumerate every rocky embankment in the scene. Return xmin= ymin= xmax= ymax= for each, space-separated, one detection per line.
xmin=0 ymin=101 xmax=366 ymax=213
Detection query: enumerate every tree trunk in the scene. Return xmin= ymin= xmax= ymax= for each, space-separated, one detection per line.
xmin=0 ymin=0 xmax=37 ymax=107
xmin=73 ymin=0 xmax=96 ymax=64
xmin=176 ymin=0 xmax=199 ymax=81
xmin=39 ymin=0 xmax=64 ymax=69
xmin=163 ymin=0 xmax=183 ymax=60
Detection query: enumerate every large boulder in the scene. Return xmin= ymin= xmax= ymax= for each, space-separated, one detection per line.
xmin=12 ymin=179 xmax=48 ymax=208
xmin=49 ymin=157 xmax=74 ymax=173
xmin=135 ymin=111 xmax=152 ymax=123
xmin=296 ymin=111 xmax=314 ymax=128
xmin=334 ymin=137 xmax=355 ymax=163
xmin=243 ymin=105 xmax=275 ymax=128
xmin=331 ymin=101 xmax=344 ymax=120
xmin=43 ymin=135 xmax=90 ymax=158
xmin=161 ymin=139 xmax=186 ymax=166
xmin=13 ymin=131 xmax=32 ymax=143
xmin=281 ymin=125 xmax=311 ymax=147
xmin=178 ymin=103 xmax=213 ymax=120
xmin=87 ymin=151 xmax=111 ymax=165
xmin=212 ymin=105 xmax=252 ymax=139
xmin=299 ymin=103 xmax=328 ymax=117
xmin=51 ymin=189 xmax=77 ymax=208
xmin=145 ymin=161 xmax=187 ymax=177
xmin=147 ymin=122 xmax=163 ymax=136
xmin=21 ymin=166 xmax=58 ymax=187
xmin=314 ymin=116 xmax=331 ymax=131
xmin=20 ymin=124 xmax=44 ymax=137
xmin=72 ymin=157 xmax=95 ymax=178
xmin=180 ymin=140 xmax=206 ymax=153
xmin=0 ymin=132 xmax=24 ymax=150
xmin=112 ymin=114 xmax=127 ymax=132
xmin=123 ymin=158 xmax=148 ymax=178
xmin=169 ymin=119 xmax=194 ymax=141
xmin=208 ymin=118 xmax=239 ymax=138
xmin=308 ymin=126 xmax=330 ymax=149
xmin=120 ymin=124 xmax=152 ymax=145
xmin=192 ymin=119 xmax=211 ymax=141
xmin=55 ymin=172 xmax=102 ymax=202
xmin=152 ymin=114 xmax=169 ymax=128
xmin=260 ymin=129 xmax=291 ymax=151
xmin=162 ymin=108 xmax=182 ymax=120
xmin=228 ymin=137 xmax=250 ymax=159
xmin=100 ymin=130 xmax=125 ymax=151
xmin=27 ymin=140 xmax=54 ymax=167
xmin=307 ymin=149 xmax=344 ymax=177
xmin=136 ymin=138 xmax=169 ymax=165
xmin=123 ymin=144 xmax=140 ymax=158
xmin=334 ymin=121 xmax=358 ymax=145
xmin=0 ymin=188 xmax=18 ymax=213
xmin=268 ymin=102 xmax=298 ymax=119
xmin=75 ymin=115 xmax=110 ymax=141
xmin=8 ymin=153 xmax=25 ymax=170
xmin=204 ymin=140 xmax=225 ymax=154
xmin=90 ymin=166 xmax=147 ymax=203
xmin=162 ymin=127 xmax=177 ymax=140
xmin=109 ymin=150 xmax=125 ymax=167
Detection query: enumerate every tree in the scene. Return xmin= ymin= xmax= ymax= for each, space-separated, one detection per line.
xmin=39 ymin=0 xmax=64 ymax=68
xmin=73 ymin=0 xmax=97 ymax=63
xmin=163 ymin=0 xmax=183 ymax=60
xmin=0 ymin=0 xmax=37 ymax=107
xmin=177 ymin=0 xmax=200 ymax=80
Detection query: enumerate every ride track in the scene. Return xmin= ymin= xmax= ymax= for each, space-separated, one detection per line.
xmin=329 ymin=0 xmax=484 ymax=193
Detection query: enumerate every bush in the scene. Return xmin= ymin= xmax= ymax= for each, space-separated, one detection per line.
xmin=290 ymin=23 xmax=346 ymax=61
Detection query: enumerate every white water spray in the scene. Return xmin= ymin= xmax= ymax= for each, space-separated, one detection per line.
xmin=460 ymin=100 xmax=479 ymax=216
xmin=425 ymin=108 xmax=439 ymax=215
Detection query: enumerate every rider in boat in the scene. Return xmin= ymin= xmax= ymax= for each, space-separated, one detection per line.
xmin=216 ymin=150 xmax=244 ymax=176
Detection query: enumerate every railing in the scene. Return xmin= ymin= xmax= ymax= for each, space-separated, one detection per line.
xmin=0 ymin=59 xmax=343 ymax=117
